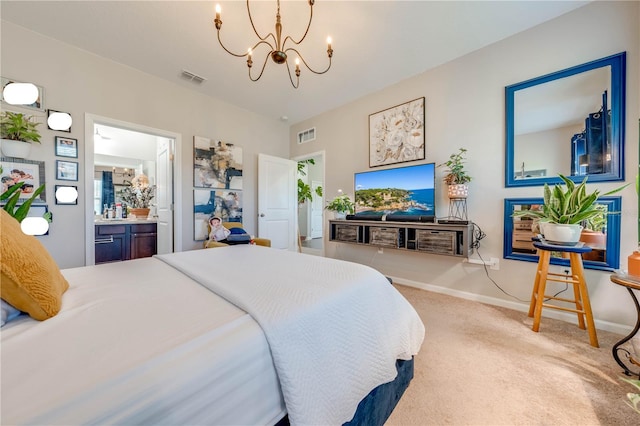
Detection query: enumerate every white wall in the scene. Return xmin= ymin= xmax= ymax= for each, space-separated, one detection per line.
xmin=290 ymin=1 xmax=640 ymax=331
xmin=1 ymin=21 xmax=289 ymax=268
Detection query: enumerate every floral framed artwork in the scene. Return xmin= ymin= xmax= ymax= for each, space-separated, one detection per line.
xmin=193 ymin=189 xmax=243 ymax=241
xmin=193 ymin=136 xmax=243 ymax=190
xmin=56 ymin=160 xmax=78 ymax=181
xmin=54 ymin=136 xmax=78 ymax=158
xmin=0 ymin=77 xmax=45 ymax=111
xmin=369 ymin=97 xmax=425 ymax=167
xmin=0 ymin=157 xmax=46 ymax=202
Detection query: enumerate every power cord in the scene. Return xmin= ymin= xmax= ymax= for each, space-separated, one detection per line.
xmin=471 ymin=222 xmax=528 ymax=303
xmin=470 ymin=222 xmax=569 ymax=303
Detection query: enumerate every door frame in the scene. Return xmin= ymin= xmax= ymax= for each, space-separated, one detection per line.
xmin=292 ymin=150 xmax=326 ymax=253
xmin=84 ymin=113 xmax=183 ymax=265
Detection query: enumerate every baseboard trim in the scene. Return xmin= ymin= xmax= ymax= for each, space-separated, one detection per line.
xmin=388 ymin=275 xmax=633 ymax=336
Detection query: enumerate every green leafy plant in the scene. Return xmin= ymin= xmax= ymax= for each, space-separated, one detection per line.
xmin=621 ymin=377 xmax=640 ymax=414
xmin=438 ymin=147 xmax=471 ymax=185
xmin=0 ymin=111 xmax=41 ymax=143
xmin=297 ymin=159 xmax=323 ymax=204
xmin=583 ymin=203 xmax=608 ymax=232
xmin=0 ymin=165 xmax=49 ymax=223
xmin=512 ymin=174 xmax=627 ymax=225
xmin=325 ymin=194 xmax=355 ymax=214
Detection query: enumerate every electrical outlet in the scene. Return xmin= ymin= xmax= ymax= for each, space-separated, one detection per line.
xmin=490 ymin=257 xmax=499 ymax=270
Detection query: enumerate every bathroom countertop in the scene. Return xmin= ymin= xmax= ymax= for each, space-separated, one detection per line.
xmin=95 ymin=218 xmax=157 ymax=225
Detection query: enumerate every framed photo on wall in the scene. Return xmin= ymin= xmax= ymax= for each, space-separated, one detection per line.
xmin=0 ymin=157 xmax=46 ymax=202
xmin=0 ymin=77 xmax=45 ymax=111
xmin=54 ymin=136 xmax=78 ymax=158
xmin=369 ymin=97 xmax=425 ymax=167
xmin=56 ymin=160 xmax=78 ymax=181
xmin=54 ymin=185 xmax=78 ymax=205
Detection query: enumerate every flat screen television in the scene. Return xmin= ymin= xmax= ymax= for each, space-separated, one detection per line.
xmin=354 ymin=163 xmax=435 ymax=218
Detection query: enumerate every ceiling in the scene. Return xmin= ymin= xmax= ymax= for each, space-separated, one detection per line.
xmin=1 ymin=1 xmax=590 ymax=125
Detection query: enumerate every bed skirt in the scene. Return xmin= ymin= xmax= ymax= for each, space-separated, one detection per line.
xmin=275 ymin=357 xmax=414 ymax=426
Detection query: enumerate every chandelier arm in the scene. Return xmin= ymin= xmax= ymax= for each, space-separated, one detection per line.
xmin=246 ymin=0 xmax=277 ymax=45
xmin=281 ymin=3 xmax=314 ymax=48
xmin=285 ymin=60 xmax=300 ymax=89
xmin=248 ymin=52 xmax=271 ymax=82
xmin=285 ymin=48 xmax=332 ymax=75
xmin=216 ymin=30 xmax=251 ymax=58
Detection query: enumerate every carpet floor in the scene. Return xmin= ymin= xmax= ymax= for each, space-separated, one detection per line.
xmin=387 ymin=284 xmax=639 ymax=425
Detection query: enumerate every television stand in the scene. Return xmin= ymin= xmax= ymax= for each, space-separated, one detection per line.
xmin=329 ymin=219 xmax=473 ymax=258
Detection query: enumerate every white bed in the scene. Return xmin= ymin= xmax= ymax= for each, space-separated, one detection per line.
xmin=1 ymin=245 xmax=424 ymax=425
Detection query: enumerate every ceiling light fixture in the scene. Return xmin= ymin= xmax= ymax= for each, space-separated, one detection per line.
xmin=214 ymin=0 xmax=333 ymax=88
xmin=94 ymin=127 xmax=111 ymax=141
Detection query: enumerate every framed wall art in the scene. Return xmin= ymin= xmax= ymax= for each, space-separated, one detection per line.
xmin=369 ymin=97 xmax=425 ymax=167
xmin=0 ymin=77 xmax=45 ymax=111
xmin=193 ymin=136 xmax=243 ymax=190
xmin=0 ymin=157 xmax=46 ymax=202
xmin=193 ymin=189 xmax=243 ymax=241
xmin=55 ymin=185 xmax=78 ymax=205
xmin=54 ymin=136 xmax=78 ymax=158
xmin=56 ymin=160 xmax=78 ymax=181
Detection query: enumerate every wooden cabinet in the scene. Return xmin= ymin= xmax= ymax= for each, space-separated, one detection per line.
xmin=95 ymin=222 xmax=157 ymax=264
xmin=329 ymin=220 xmax=472 ymax=258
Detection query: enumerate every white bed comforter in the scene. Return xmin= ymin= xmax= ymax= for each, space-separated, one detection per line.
xmin=156 ymin=245 xmax=425 ymax=425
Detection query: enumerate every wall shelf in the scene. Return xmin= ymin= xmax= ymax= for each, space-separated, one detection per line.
xmin=329 ymin=220 xmax=473 ymax=258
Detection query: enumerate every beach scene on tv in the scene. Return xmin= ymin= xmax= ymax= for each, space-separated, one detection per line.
xmin=354 ymin=163 xmax=435 ymax=217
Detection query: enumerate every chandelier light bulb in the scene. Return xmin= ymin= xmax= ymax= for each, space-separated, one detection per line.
xmin=55 ymin=186 xmax=78 ymax=203
xmin=2 ymin=82 xmax=39 ymax=105
xmin=47 ymin=112 xmax=72 ymax=131
xmin=20 ymin=217 xmax=49 ymax=236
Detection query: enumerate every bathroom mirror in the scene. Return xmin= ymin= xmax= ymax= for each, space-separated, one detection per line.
xmin=503 ymin=197 xmax=621 ymax=272
xmin=505 ymin=52 xmax=626 ymax=187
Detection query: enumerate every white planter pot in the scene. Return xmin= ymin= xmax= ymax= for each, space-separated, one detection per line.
xmin=447 ymin=184 xmax=468 ymax=199
xmin=541 ymin=223 xmax=583 ymax=245
xmin=1 ymin=139 xmax=31 ymax=159
xmin=334 ymin=211 xmax=347 ymax=220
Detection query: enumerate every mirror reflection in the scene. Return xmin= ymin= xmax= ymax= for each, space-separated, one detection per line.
xmin=504 ymin=197 xmax=621 ymax=271
xmin=506 ymin=52 xmax=626 ymax=187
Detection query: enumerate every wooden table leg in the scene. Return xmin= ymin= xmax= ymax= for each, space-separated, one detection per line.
xmin=532 ymin=250 xmax=550 ymax=332
xmin=571 ymin=253 xmax=599 ymax=348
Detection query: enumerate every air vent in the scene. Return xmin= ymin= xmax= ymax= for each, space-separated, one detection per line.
xmin=297 ymin=127 xmax=316 ymax=144
xmin=181 ymin=69 xmax=206 ymax=84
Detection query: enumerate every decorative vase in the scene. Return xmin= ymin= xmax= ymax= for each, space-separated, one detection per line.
xmin=447 ymin=184 xmax=468 ymax=199
xmin=541 ymin=223 xmax=583 ymax=245
xmin=1 ymin=139 xmax=31 ymax=159
xmin=334 ymin=211 xmax=347 ymax=220
xmin=628 ymin=251 xmax=640 ymax=277
xmin=130 ymin=208 xmax=150 ymax=219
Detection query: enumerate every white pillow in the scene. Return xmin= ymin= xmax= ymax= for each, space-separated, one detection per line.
xmin=1 ymin=299 xmax=22 ymax=327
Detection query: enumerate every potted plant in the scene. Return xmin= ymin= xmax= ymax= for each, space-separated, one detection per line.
xmin=325 ymin=194 xmax=355 ymax=219
xmin=0 ymin=111 xmax=41 ymax=158
xmin=438 ymin=148 xmax=471 ymax=199
xmin=120 ymin=174 xmax=155 ymax=218
xmin=512 ymin=174 xmax=627 ymax=245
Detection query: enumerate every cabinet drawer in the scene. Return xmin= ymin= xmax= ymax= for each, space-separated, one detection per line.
xmin=130 ymin=223 xmax=157 ymax=233
xmin=370 ymin=227 xmax=399 ymax=248
xmin=514 ymin=220 xmax=534 ymax=231
xmin=335 ymin=224 xmax=359 ymax=243
xmin=416 ymin=230 xmax=456 ymax=255
xmin=96 ymin=225 xmax=126 ymax=235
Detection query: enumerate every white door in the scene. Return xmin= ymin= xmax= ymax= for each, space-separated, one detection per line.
xmin=156 ymin=137 xmax=174 ymax=254
xmin=310 ymin=180 xmax=323 ymax=238
xmin=258 ymin=154 xmax=297 ymax=251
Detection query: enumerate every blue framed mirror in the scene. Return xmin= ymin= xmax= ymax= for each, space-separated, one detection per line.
xmin=505 ymin=52 xmax=626 ymax=187
xmin=503 ymin=197 xmax=621 ymax=272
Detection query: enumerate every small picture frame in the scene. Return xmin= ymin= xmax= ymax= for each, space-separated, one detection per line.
xmin=47 ymin=109 xmax=72 ymax=133
xmin=54 ymin=136 xmax=78 ymax=158
xmin=56 ymin=160 xmax=78 ymax=181
xmin=54 ymin=185 xmax=78 ymax=205
xmin=0 ymin=77 xmax=45 ymax=111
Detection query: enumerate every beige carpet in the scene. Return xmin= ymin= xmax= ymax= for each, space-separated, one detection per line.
xmin=387 ymin=284 xmax=639 ymax=426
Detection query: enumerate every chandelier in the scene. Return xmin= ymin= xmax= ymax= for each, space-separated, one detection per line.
xmin=214 ymin=0 xmax=333 ymax=88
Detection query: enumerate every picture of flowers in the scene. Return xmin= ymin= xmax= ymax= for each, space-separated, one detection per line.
xmin=369 ymin=97 xmax=425 ymax=167
xmin=193 ymin=136 xmax=243 ymax=190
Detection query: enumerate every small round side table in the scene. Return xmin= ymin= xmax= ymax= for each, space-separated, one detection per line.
xmin=610 ymin=273 xmax=640 ymax=378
